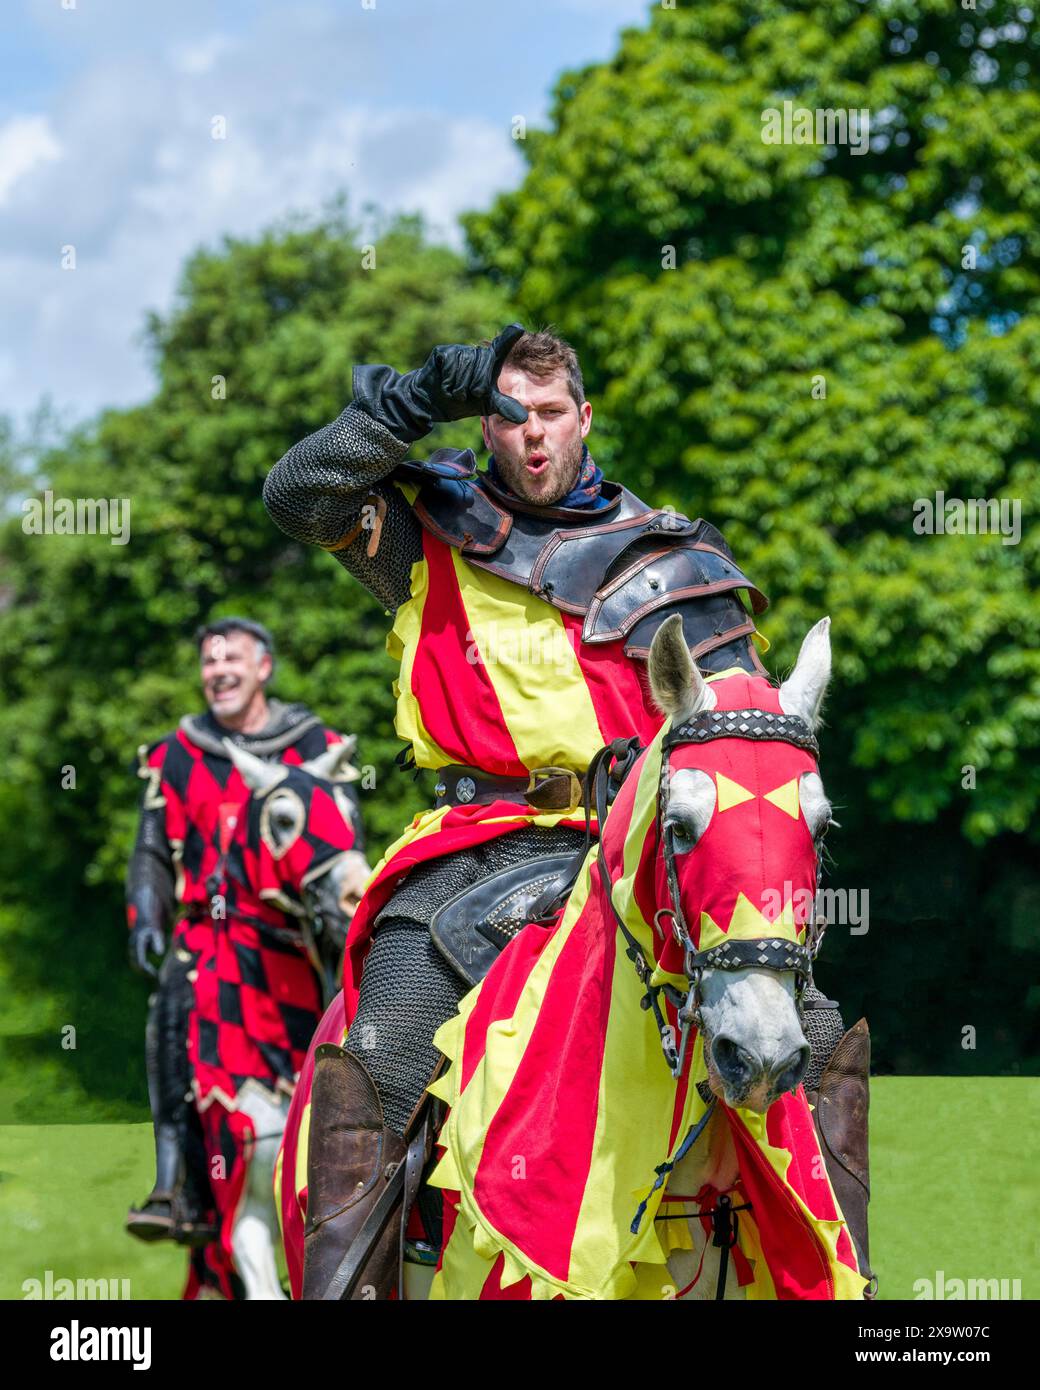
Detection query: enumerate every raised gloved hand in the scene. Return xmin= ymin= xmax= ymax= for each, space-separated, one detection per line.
xmin=352 ymin=323 xmax=530 ymax=444
xmin=128 ymin=921 xmax=165 ymax=978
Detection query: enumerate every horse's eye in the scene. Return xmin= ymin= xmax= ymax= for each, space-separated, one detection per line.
xmin=665 ymin=818 xmax=696 ymax=856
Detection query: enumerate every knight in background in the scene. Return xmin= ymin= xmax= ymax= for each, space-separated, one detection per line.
xmin=263 ymin=325 xmax=873 ymax=1298
xmin=124 ymin=616 xmax=366 ymax=1276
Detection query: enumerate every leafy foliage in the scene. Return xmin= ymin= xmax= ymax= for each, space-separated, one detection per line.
xmin=464 ymin=0 xmax=1040 ymax=846
xmin=466 ymin=0 xmax=1040 ymax=1075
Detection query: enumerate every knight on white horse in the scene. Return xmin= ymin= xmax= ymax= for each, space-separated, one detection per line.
xmin=124 ymin=616 xmax=367 ymax=1298
xmin=263 ymin=324 xmax=873 ymax=1297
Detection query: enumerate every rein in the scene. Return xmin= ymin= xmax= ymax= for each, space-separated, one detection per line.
xmin=588 ymin=706 xmax=839 ymax=1298
xmin=583 ymin=738 xmax=687 ymax=1070
xmin=587 ymin=707 xmax=829 ymax=1082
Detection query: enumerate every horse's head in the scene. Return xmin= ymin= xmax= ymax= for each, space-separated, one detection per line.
xmin=223 ymin=737 xmax=370 ymax=999
xmin=641 ymin=614 xmax=833 ymax=1114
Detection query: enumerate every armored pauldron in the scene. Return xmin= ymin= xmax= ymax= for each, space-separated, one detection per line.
xmin=407 ymin=450 xmax=768 ymax=674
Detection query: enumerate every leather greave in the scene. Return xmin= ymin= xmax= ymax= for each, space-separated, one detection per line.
xmin=805 ymin=1017 xmax=877 ymax=1298
xmin=302 ymin=1045 xmax=407 ymax=1301
xmin=153 ymin=1122 xmax=184 ymax=1198
xmin=155 ymin=948 xmax=194 ymax=1126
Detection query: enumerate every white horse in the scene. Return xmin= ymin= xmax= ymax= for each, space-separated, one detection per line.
xmin=297 ymin=618 xmax=866 ymax=1300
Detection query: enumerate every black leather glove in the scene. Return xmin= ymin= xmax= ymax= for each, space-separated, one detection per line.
xmin=129 ymin=921 xmax=165 ymax=978
xmin=351 ymin=323 xmax=530 ymax=444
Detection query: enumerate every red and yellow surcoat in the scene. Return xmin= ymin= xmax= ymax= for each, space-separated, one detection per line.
xmin=275 ymin=494 xmax=769 ymax=1285
xmin=389 ymin=512 xmax=663 ymax=778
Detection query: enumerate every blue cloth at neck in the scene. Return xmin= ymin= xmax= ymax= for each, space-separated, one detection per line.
xmin=485 ymin=443 xmax=612 ymax=510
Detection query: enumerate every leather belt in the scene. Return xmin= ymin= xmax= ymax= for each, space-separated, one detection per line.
xmin=433 ymin=764 xmax=583 ymax=813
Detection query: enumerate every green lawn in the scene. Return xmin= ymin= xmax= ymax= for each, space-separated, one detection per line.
xmin=869 ymin=1076 xmax=1037 ymax=1300
xmin=0 ymin=1123 xmax=185 ymax=1300
xmin=0 ymin=1077 xmax=1036 ymax=1300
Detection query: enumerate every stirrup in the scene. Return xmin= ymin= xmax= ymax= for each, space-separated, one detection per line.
xmin=125 ymin=1192 xmax=178 ymax=1243
xmin=173 ymin=1217 xmax=219 ymax=1248
xmin=127 ymin=1190 xmax=218 ymax=1247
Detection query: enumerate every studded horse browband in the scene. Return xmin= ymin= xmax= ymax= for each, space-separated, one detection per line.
xmin=662 ymin=706 xmax=820 ymax=759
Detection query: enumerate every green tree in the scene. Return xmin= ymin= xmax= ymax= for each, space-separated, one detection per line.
xmin=466 ymin=0 xmax=1040 ymax=840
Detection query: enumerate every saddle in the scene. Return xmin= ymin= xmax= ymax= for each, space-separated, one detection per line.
xmin=428 ymin=737 xmax=645 ymax=988
xmin=429 ymin=853 xmax=580 ymax=987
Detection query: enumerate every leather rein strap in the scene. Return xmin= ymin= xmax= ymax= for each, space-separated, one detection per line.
xmin=586 ymin=738 xmax=685 ymax=1071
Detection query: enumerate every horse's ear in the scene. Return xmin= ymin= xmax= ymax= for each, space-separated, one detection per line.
xmin=222 ymin=737 xmax=286 ymax=793
xmin=648 ymin=614 xmax=714 ymax=720
xmin=301 ymin=737 xmax=360 ymax=783
xmin=778 ymin=617 xmax=832 ymax=729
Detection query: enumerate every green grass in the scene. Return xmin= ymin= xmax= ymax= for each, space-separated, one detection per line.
xmin=0 ymin=1077 xmax=1036 ymax=1300
xmin=0 ymin=1124 xmax=184 ymax=1300
xmin=870 ymin=1076 xmax=1038 ymax=1300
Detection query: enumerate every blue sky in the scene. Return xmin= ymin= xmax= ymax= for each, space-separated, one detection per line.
xmin=1 ymin=0 xmax=651 ymax=424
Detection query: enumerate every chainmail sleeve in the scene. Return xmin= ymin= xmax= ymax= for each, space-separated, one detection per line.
xmin=263 ymin=402 xmax=423 ymax=613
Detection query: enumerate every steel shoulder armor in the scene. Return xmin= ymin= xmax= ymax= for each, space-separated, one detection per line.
xmin=410 ymin=455 xmax=768 ymax=673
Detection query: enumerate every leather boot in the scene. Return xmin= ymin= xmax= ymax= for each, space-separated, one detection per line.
xmin=805 ymin=1017 xmax=878 ymax=1299
xmin=126 ymin=1121 xmax=182 ymax=1242
xmin=127 ymin=949 xmax=217 ymax=1247
xmin=302 ymin=1045 xmax=407 ymax=1301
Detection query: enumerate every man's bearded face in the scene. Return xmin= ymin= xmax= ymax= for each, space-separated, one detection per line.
xmin=482 ymin=366 xmax=592 ymax=506
xmin=200 ymin=632 xmax=270 ymax=722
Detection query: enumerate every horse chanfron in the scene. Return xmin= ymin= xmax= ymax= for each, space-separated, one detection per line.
xmin=648 ymin=614 xmax=834 ymax=1115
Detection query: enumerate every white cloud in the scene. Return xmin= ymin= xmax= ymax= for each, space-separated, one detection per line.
xmin=171 ymin=34 xmax=237 ymax=77
xmin=4 ymin=0 xmax=650 ymax=423
xmin=0 ymin=114 xmax=62 ymax=206
xmin=1 ymin=48 xmax=522 ymax=421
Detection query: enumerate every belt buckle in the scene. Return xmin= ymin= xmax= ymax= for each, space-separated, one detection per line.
xmin=526 ymin=766 xmax=582 ymax=810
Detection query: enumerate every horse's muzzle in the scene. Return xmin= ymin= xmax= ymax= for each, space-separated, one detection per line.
xmin=709 ymin=1035 xmax=811 ymax=1111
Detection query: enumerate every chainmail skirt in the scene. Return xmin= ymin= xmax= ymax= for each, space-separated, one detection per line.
xmin=801 ymin=979 xmax=845 ymax=1091
xmin=344 ymin=825 xmax=586 ymax=1135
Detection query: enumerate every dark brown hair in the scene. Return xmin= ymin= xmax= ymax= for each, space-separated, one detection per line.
xmin=497 ymin=328 xmax=585 ymax=408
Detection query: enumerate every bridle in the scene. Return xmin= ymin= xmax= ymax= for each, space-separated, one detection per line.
xmin=207 ymin=781 xmax=353 ymax=1002
xmin=587 ymin=706 xmax=833 ymax=1300
xmin=587 ymin=705 xmax=829 ymax=1082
